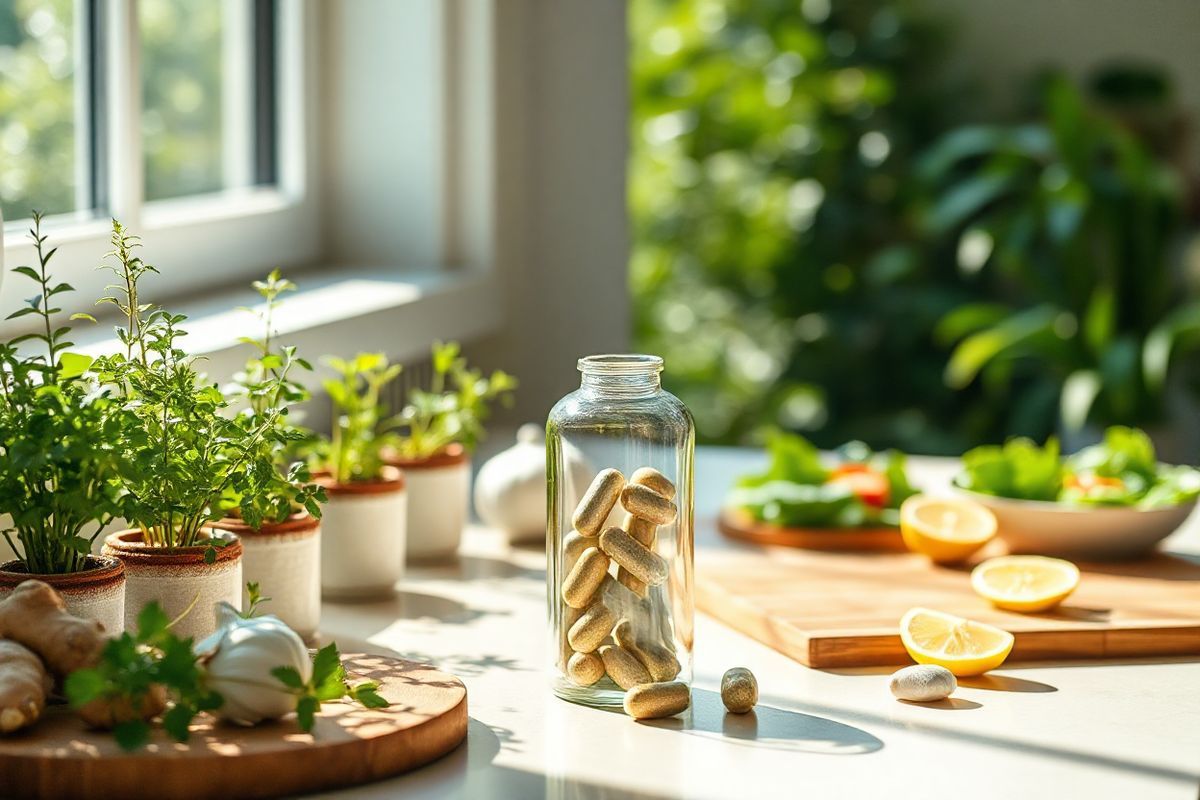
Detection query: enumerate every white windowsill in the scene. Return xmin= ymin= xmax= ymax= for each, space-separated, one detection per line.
xmin=74 ymin=266 xmax=505 ymax=382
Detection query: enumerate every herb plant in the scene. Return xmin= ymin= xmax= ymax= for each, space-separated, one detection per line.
xmin=390 ymin=341 xmax=517 ymax=461
xmin=0 ymin=213 xmax=127 ymax=573
xmin=304 ymin=352 xmax=403 ymax=483
xmin=92 ymin=221 xmax=307 ymax=552
xmin=225 ymin=270 xmax=324 ymax=526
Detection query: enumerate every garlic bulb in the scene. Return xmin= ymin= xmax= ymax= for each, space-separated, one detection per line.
xmin=196 ymin=602 xmax=312 ymax=725
xmin=474 ymin=424 xmax=593 ymax=542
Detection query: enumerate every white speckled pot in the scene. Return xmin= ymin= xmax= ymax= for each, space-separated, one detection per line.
xmin=211 ymin=513 xmax=321 ymax=641
xmin=0 ymin=556 xmax=126 ymax=634
xmin=316 ymin=467 xmax=406 ymax=599
xmin=389 ymin=445 xmax=470 ymax=563
xmin=102 ymin=529 xmax=243 ymax=640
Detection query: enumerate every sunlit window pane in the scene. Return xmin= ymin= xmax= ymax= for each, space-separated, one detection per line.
xmin=0 ymin=0 xmax=79 ymax=222
xmin=140 ymin=0 xmax=231 ymax=202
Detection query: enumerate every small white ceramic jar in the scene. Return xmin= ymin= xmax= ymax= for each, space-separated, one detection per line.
xmin=103 ymin=529 xmax=243 ymax=640
xmin=0 ymin=555 xmax=126 ymax=634
xmin=389 ymin=444 xmax=469 ymax=562
xmin=211 ymin=513 xmax=321 ymax=641
xmin=316 ymin=466 xmax=407 ymax=599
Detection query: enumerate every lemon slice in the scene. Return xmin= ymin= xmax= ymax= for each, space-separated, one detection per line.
xmin=899 ymin=495 xmax=997 ymax=563
xmin=899 ymin=607 xmax=1015 ymax=677
xmin=971 ymin=555 xmax=1080 ymax=612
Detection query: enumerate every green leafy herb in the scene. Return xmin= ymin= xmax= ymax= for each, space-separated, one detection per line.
xmin=90 ymin=222 xmax=307 ymax=550
xmin=302 ymin=353 xmax=403 ymax=483
xmin=270 ymin=643 xmax=390 ymax=733
xmin=390 ymin=341 xmax=517 ymax=461
xmin=65 ymin=602 xmax=223 ymax=751
xmin=226 ymin=270 xmax=326 ymax=527
xmin=241 ymin=581 xmax=270 ymax=618
xmin=0 ymin=213 xmax=128 ymax=573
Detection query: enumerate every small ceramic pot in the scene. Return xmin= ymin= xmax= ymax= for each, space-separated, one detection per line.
xmin=210 ymin=513 xmax=321 ymax=641
xmin=389 ymin=444 xmax=470 ymax=562
xmin=315 ymin=467 xmax=407 ymax=599
xmin=102 ymin=529 xmax=243 ymax=640
xmin=0 ymin=556 xmax=126 ymax=634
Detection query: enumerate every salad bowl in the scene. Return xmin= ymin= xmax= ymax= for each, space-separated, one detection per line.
xmin=953 ymin=489 xmax=1196 ymax=561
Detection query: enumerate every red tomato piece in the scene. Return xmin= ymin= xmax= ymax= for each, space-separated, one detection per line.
xmin=827 ymin=468 xmax=890 ymax=508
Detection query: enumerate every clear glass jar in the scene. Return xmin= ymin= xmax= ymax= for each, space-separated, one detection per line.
xmin=546 ymin=354 xmax=694 ymax=708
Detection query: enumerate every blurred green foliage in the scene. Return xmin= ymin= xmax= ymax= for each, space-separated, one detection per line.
xmin=0 ymin=0 xmax=227 ymax=223
xmin=631 ymin=0 xmax=1198 ymax=453
xmin=0 ymin=0 xmax=77 ymax=221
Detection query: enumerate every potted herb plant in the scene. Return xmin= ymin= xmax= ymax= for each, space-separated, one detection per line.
xmin=93 ymin=222 xmax=300 ymax=639
xmin=303 ymin=352 xmax=407 ymax=599
xmin=0 ymin=214 xmax=127 ymax=631
xmin=385 ymin=342 xmax=516 ymax=561
xmin=209 ymin=271 xmax=325 ymax=641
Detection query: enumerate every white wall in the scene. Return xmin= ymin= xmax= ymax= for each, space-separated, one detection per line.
xmin=930 ymin=0 xmax=1200 ymax=157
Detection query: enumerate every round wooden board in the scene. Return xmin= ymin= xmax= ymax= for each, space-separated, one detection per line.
xmin=0 ymin=655 xmax=467 ymax=800
xmin=718 ymin=508 xmax=907 ymax=552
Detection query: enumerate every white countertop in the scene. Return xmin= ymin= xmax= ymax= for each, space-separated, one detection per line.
xmin=320 ymin=447 xmax=1200 ymax=800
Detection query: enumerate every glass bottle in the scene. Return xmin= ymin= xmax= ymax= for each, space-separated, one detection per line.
xmin=546 ymin=354 xmax=694 ymax=708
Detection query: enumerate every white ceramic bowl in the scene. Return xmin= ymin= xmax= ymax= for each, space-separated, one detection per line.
xmin=955 ymin=488 xmax=1197 ymax=560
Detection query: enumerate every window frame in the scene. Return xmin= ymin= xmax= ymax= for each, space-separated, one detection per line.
xmin=0 ymin=0 xmax=319 ymax=320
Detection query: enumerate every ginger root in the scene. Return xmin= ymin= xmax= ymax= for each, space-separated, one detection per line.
xmin=0 ymin=580 xmax=105 ymax=677
xmin=0 ymin=639 xmax=51 ymax=734
xmin=78 ymin=684 xmax=168 ymax=730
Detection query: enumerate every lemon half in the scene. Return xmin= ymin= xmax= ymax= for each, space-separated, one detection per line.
xmin=899 ymin=495 xmax=997 ymax=563
xmin=899 ymin=607 xmax=1014 ymax=676
xmin=971 ymin=555 xmax=1080 ymax=612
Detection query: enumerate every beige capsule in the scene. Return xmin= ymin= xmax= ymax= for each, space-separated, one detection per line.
xmin=561 ymin=548 xmax=610 ymax=609
xmin=567 ymin=601 xmax=616 ymax=653
xmin=562 ymin=530 xmax=589 ymax=572
xmin=720 ymin=667 xmax=758 ymax=714
xmin=572 ymin=469 xmax=626 ymax=537
xmin=599 ymin=527 xmax=668 ymax=587
xmin=613 ymin=619 xmax=681 ymax=682
xmin=624 ymin=681 xmax=690 ymax=720
xmin=631 ymin=467 xmax=677 ymax=501
xmin=598 ymin=644 xmax=652 ymax=690
xmin=620 ymin=483 xmax=677 ymax=526
xmin=616 ymin=568 xmax=648 ymax=599
xmin=566 ymin=651 xmax=605 ymax=686
xmin=623 ymin=512 xmax=657 ymax=547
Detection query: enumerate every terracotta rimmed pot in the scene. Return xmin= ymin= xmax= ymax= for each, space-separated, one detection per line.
xmin=388 ymin=443 xmax=470 ymax=562
xmin=102 ymin=529 xmax=243 ymax=640
xmin=0 ymin=556 xmax=126 ymax=634
xmin=210 ymin=512 xmax=321 ymax=641
xmin=314 ymin=466 xmax=407 ymax=600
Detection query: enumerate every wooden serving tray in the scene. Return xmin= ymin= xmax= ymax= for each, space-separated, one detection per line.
xmin=718 ymin=508 xmax=906 ymax=552
xmin=0 ymin=655 xmax=467 ymax=800
xmin=697 ymin=543 xmax=1200 ymax=668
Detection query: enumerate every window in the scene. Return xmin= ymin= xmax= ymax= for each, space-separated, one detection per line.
xmin=1 ymin=0 xmax=316 ymax=317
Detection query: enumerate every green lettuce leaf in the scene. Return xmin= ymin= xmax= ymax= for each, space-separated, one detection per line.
xmin=957 ymin=437 xmax=1063 ymax=501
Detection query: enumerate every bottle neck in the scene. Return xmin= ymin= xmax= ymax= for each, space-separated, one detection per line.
xmin=578 ymin=355 xmax=663 ymax=400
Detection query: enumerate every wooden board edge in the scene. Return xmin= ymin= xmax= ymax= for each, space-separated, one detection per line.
xmin=717 ymin=509 xmax=906 ymax=552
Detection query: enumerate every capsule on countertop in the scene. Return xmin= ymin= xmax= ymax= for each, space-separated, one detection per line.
xmin=613 ymin=619 xmax=681 ymax=682
xmin=720 ymin=667 xmax=758 ymax=713
xmin=598 ymin=644 xmax=652 ymax=690
xmin=623 ymin=681 xmax=690 ymax=720
xmin=561 ymin=547 xmax=610 ymax=609
xmin=631 ymin=467 xmax=677 ymax=501
xmin=567 ymin=601 xmax=616 ymax=653
xmin=572 ymin=469 xmax=626 ymax=537
xmin=889 ymin=664 xmax=956 ymax=703
xmin=620 ymin=483 xmax=677 ymax=526
xmin=566 ymin=651 xmax=605 ymax=686
xmin=599 ymin=527 xmax=668 ymax=586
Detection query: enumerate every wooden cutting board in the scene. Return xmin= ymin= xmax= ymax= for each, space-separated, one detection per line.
xmin=696 ymin=544 xmax=1200 ymax=668
xmin=0 ymin=655 xmax=467 ymax=800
